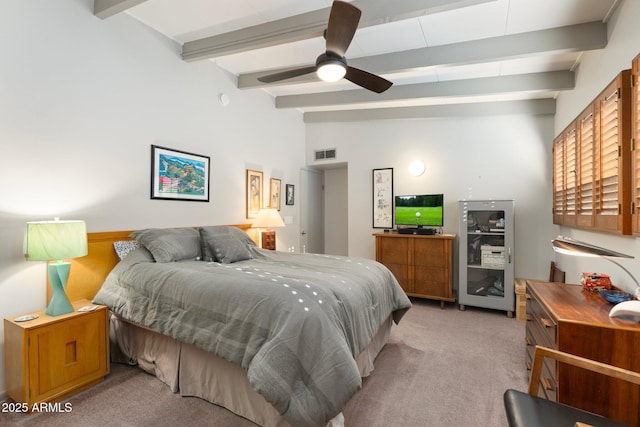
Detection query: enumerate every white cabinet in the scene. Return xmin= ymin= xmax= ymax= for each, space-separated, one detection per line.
xmin=458 ymin=200 xmax=515 ymax=316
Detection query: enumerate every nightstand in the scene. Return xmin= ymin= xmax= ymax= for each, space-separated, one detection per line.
xmin=3 ymin=299 xmax=109 ymax=408
xmin=261 ymin=230 xmax=276 ymax=250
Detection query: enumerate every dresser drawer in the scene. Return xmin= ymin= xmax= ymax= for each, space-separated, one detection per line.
xmin=526 ymin=314 xmax=555 ymax=350
xmin=526 ymin=293 xmax=557 ymax=345
xmin=525 ymin=289 xmax=558 ymax=400
xmin=538 ymin=357 xmax=558 ymax=401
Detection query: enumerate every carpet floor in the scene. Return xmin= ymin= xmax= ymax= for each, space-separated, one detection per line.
xmin=2 ymin=298 xmax=527 ymax=427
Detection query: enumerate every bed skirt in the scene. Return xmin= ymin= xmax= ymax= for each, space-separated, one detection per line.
xmin=109 ymin=314 xmax=393 ymax=427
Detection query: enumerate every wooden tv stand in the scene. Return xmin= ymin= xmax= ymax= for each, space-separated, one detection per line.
xmin=374 ymin=233 xmax=455 ymax=308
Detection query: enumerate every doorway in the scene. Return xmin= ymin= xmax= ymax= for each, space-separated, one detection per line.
xmin=300 ymin=168 xmax=324 ymax=254
xmin=300 ymin=165 xmax=349 ymax=255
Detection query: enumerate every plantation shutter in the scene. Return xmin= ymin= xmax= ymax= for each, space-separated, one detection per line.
xmin=598 ymin=89 xmax=621 ymax=216
xmin=633 ymin=56 xmax=640 ymax=234
xmin=553 ymin=135 xmax=565 ymax=224
xmin=578 ymin=108 xmax=595 ymax=226
xmin=564 ymin=125 xmax=577 ymax=225
xmin=553 ymin=69 xmax=631 ymax=235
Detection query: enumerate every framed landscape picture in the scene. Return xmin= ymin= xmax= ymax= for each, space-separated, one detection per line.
xmin=246 ymin=169 xmax=263 ymax=219
xmin=372 ymin=168 xmax=393 ymax=228
xmin=270 ymin=178 xmax=282 ymax=210
xmin=150 ymin=145 xmax=210 ymax=202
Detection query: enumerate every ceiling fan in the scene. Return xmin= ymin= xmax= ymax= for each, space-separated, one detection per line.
xmin=257 ymin=1 xmax=393 ymax=94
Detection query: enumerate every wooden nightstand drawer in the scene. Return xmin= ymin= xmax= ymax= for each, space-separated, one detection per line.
xmin=4 ymin=300 xmax=109 ymax=407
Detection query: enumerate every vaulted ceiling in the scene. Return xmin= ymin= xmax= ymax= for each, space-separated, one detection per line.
xmin=94 ymin=0 xmax=619 ymax=122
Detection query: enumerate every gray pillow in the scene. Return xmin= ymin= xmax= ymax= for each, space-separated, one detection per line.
xmin=198 ymin=226 xmax=254 ymax=263
xmin=113 ymin=240 xmax=139 ymax=260
xmin=130 ymin=228 xmax=201 ymax=263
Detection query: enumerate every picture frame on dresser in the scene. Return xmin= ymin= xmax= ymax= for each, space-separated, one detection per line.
xmin=372 ymin=168 xmax=393 ymax=228
xmin=150 ymin=145 xmax=210 ymax=202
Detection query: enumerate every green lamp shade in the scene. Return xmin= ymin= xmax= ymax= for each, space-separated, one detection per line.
xmin=25 ymin=220 xmax=88 ymax=261
xmin=25 ymin=220 xmax=88 ymax=316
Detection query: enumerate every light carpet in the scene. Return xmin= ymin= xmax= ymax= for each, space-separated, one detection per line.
xmin=2 ymin=298 xmax=527 ymax=427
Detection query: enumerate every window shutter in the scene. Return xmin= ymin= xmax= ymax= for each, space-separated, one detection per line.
xmin=553 ymin=69 xmax=631 ymax=235
xmin=578 ymin=109 xmax=595 ymax=226
xmin=633 ymin=55 xmax=640 ymax=234
xmin=565 ymin=127 xmax=577 ymax=218
xmin=553 ymin=136 xmax=564 ymax=224
xmin=598 ymin=89 xmax=621 ymax=216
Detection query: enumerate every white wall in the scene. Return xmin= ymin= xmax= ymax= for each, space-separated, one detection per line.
xmin=306 ymin=113 xmax=557 ymax=282
xmin=553 ymin=0 xmax=640 ymax=292
xmin=0 ymin=0 xmax=304 ymax=396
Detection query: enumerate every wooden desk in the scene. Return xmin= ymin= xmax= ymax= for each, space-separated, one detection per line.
xmin=526 ymin=280 xmax=640 ymax=426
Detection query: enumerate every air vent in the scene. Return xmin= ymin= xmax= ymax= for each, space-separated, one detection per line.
xmin=315 ymin=148 xmax=337 ymax=161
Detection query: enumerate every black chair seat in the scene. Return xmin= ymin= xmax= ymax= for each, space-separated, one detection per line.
xmin=503 ymin=389 xmax=631 ymax=427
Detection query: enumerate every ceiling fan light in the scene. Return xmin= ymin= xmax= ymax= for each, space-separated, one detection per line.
xmin=317 ymin=63 xmax=346 ymax=82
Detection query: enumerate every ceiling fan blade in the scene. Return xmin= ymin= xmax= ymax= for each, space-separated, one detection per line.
xmin=325 ymin=1 xmax=361 ymax=57
xmin=345 ymin=66 xmax=393 ymax=93
xmin=257 ymin=66 xmax=317 ymax=83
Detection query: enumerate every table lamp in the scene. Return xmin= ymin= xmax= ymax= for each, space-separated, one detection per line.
xmin=25 ymin=219 xmax=88 ymax=316
xmin=551 ymin=235 xmax=640 ymax=319
xmin=252 ymin=208 xmax=285 ymax=250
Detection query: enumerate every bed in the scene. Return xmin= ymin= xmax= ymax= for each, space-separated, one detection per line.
xmin=63 ymin=224 xmax=411 ymax=427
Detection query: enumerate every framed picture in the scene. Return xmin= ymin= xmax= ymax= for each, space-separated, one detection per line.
xmin=286 ymin=184 xmax=295 ymax=206
xmin=151 ymin=145 xmax=210 ymax=202
xmin=270 ymin=178 xmax=282 ymax=210
xmin=372 ymin=168 xmax=393 ymax=228
xmin=246 ymin=169 xmax=263 ymax=219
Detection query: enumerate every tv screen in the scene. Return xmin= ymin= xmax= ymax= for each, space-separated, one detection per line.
xmin=395 ymin=194 xmax=444 ymax=227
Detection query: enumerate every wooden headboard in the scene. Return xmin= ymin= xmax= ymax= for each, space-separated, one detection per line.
xmin=49 ymin=224 xmax=256 ymax=303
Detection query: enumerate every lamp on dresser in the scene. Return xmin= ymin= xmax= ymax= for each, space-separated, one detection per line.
xmin=252 ymin=208 xmax=285 ymax=250
xmin=25 ymin=219 xmax=88 ymax=316
xmin=551 ymin=235 xmax=640 ymax=318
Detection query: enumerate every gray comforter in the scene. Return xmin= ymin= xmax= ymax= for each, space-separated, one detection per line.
xmin=94 ymin=246 xmax=411 ymax=427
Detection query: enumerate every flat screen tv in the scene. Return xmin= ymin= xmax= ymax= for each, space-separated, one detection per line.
xmin=394 ymin=194 xmax=444 ymax=227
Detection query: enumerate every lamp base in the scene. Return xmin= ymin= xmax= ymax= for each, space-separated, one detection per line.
xmin=45 ymin=262 xmax=74 ymax=316
xmin=261 ymin=231 xmax=276 ymax=251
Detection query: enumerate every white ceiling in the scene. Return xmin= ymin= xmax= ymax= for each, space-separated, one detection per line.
xmin=94 ymin=0 xmax=620 ymax=122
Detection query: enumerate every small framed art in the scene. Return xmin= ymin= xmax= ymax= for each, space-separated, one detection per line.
xmin=151 ymin=145 xmax=210 ymax=202
xmin=372 ymin=168 xmax=393 ymax=228
xmin=270 ymin=178 xmax=282 ymax=210
xmin=246 ymin=169 xmax=263 ymax=219
xmin=286 ymin=184 xmax=294 ymax=205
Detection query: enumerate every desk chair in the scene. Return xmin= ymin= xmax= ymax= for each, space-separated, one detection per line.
xmin=550 ymin=261 xmax=566 ymax=283
xmin=504 ymin=346 xmax=640 ymax=427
